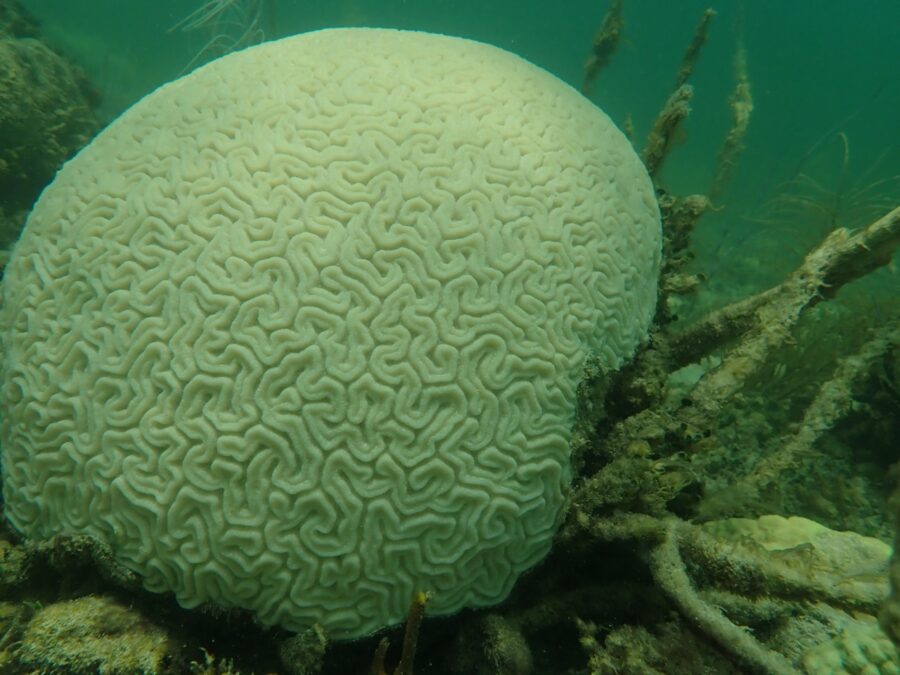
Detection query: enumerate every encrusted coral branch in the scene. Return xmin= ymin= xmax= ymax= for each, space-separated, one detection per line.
xmin=669 ymin=205 xmax=900 ymax=371
xmin=649 ymin=521 xmax=799 ymax=675
xmin=641 ymin=8 xmax=716 ymax=181
xmin=563 ymin=202 xmax=899 ymax=672
xmin=642 ymin=84 xmax=693 ymax=181
xmin=396 ymin=591 xmax=429 ymax=675
xmin=574 ymin=510 xmax=895 ymax=673
xmin=673 ymin=9 xmax=716 ymax=90
xmin=571 ymin=206 xmax=900 ymax=526
xmin=369 ymin=591 xmax=430 ymax=675
xmin=710 ymin=33 xmax=753 ymax=202
xmin=582 ymin=0 xmax=625 ymax=94
xmin=702 ymin=319 xmax=898 ymax=512
xmin=569 ymin=513 xmax=799 ymax=673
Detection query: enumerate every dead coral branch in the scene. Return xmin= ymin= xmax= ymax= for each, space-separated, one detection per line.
xmin=649 ymin=521 xmax=799 ymax=675
xmin=582 ymin=0 xmax=625 ymax=94
xmin=574 ymin=513 xmax=800 ymax=675
xmin=567 ymin=206 xmax=900 ymax=531
xmin=656 ymin=193 xmax=713 ymax=324
xmin=370 ymin=591 xmax=430 ymax=675
xmin=681 ymin=206 xmax=900 ymax=430
xmin=673 ymin=9 xmax=716 ymax=90
xmin=642 ymin=85 xmax=693 ymax=180
xmin=710 ymin=35 xmax=753 ymax=202
xmin=640 ymin=8 xmax=716 ymax=182
xmin=702 ymin=318 xmax=899 ymax=514
xmin=669 ymin=205 xmax=900 ymax=371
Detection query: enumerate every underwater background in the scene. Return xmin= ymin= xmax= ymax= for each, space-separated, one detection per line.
xmin=22 ymin=0 xmax=900 ymax=299
xmin=1 ymin=1 xmax=899 ymax=673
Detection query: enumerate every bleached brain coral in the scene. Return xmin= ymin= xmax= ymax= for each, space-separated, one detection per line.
xmin=0 ymin=28 xmax=661 ymax=637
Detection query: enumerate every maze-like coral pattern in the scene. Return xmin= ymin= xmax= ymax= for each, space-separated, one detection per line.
xmin=0 ymin=29 xmax=660 ymax=637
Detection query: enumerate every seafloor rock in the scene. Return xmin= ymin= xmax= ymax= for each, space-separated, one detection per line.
xmin=0 ymin=0 xmax=38 ymax=40
xmin=802 ymin=614 xmax=900 ymax=675
xmin=0 ymin=38 xmax=96 ymax=205
xmin=703 ymin=514 xmax=892 ymax=601
xmin=15 ymin=594 xmax=179 ymax=674
xmin=0 ymin=0 xmax=98 ymax=247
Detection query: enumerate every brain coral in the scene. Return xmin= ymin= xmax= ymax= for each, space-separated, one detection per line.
xmin=0 ymin=28 xmax=661 ymax=637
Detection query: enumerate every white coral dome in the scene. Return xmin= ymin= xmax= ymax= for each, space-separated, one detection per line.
xmin=0 ymin=28 xmax=661 ymax=638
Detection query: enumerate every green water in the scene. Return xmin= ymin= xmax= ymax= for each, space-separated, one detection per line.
xmin=23 ymin=0 xmax=899 ymax=302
